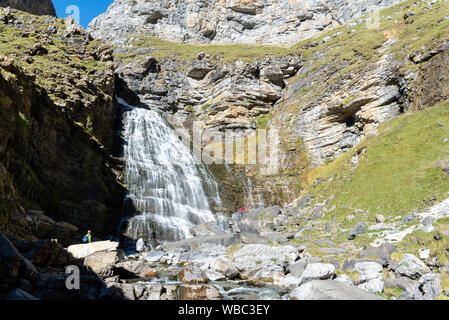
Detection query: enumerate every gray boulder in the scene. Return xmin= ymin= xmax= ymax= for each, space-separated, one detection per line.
xmin=288 ymin=261 xmax=307 ymax=277
xmin=300 ymin=263 xmax=335 ymax=284
xmin=213 ymin=259 xmax=240 ymax=280
xmin=334 ymin=274 xmax=354 ymax=286
xmin=204 ymin=270 xmax=226 ymax=282
xmin=144 ymin=251 xmax=168 ymax=263
xmin=419 ymin=273 xmax=441 ymax=300
xmin=401 ymin=213 xmax=417 ymax=224
xmin=358 ymin=244 xmax=397 ymax=266
xmin=392 ymin=254 xmax=430 ymax=279
xmin=290 ymin=280 xmax=385 ymax=300
xmin=358 ymin=278 xmax=384 ymax=293
xmin=179 ymin=266 xmax=209 ymax=284
xmin=354 ymin=261 xmax=383 ymax=282
xmin=348 ymin=222 xmax=366 ymax=240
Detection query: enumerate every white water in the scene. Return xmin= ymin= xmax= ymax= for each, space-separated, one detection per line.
xmin=118 ymin=98 xmax=221 ymax=244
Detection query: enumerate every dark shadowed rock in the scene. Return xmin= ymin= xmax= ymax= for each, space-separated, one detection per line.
xmin=0 ymin=232 xmax=37 ymax=293
xmin=0 ymin=0 xmax=56 ymax=16
xmin=4 ymin=288 xmax=39 ymax=300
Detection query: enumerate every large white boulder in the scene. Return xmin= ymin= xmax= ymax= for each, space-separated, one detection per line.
xmin=291 ymin=280 xmax=385 ymax=300
xmin=67 ymin=241 xmax=119 ymax=259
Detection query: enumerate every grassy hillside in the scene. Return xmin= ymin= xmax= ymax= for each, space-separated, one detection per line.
xmin=305 ymin=100 xmax=449 ymax=223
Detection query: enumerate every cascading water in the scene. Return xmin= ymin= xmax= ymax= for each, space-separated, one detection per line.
xmin=118 ymin=98 xmax=221 ymax=245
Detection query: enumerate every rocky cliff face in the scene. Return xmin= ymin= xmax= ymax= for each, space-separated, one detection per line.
xmin=0 ymin=0 xmax=56 ymax=16
xmin=88 ymin=0 xmax=402 ymax=45
xmin=0 ymin=9 xmax=125 ymax=244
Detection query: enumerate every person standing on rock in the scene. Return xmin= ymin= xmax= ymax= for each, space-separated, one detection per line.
xmin=83 ymin=230 xmax=92 ymax=243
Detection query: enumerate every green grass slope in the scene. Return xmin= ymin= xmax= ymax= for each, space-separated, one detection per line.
xmin=306 ymin=100 xmax=449 ymax=223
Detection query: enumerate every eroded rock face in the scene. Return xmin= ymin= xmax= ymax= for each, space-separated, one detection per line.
xmin=88 ymin=0 xmax=402 ymax=45
xmin=0 ymin=0 xmax=56 ymax=16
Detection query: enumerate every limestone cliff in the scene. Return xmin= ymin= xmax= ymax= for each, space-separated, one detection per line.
xmin=91 ymin=0 xmax=449 ymax=207
xmin=88 ymin=0 xmax=403 ymax=45
xmin=0 ymin=0 xmax=56 ymax=16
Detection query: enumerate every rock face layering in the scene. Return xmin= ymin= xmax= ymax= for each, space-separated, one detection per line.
xmin=88 ymin=0 xmax=402 ymax=45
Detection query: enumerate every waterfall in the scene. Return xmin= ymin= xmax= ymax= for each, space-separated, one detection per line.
xmin=244 ymin=177 xmax=265 ymax=209
xmin=118 ymin=98 xmax=221 ymax=245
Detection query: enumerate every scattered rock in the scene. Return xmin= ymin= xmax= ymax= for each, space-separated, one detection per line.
xmin=115 ymin=260 xmax=158 ymax=278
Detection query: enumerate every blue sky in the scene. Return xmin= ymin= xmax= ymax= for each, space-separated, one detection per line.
xmin=53 ymin=0 xmax=114 ymax=28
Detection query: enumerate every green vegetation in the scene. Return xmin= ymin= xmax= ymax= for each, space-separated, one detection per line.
xmin=115 ymin=36 xmax=290 ymax=65
xmin=381 ymin=286 xmax=404 ymax=299
xmin=17 ymin=111 xmax=30 ymax=134
xmin=0 ymin=11 xmax=109 ymax=104
xmin=305 ymin=101 xmax=449 ymax=223
xmin=201 ymin=104 xmax=211 ymax=111
xmin=257 ymin=114 xmax=270 ymax=129
xmin=86 ymin=115 xmax=93 ymax=133
xmin=398 ymin=227 xmax=449 ymax=264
